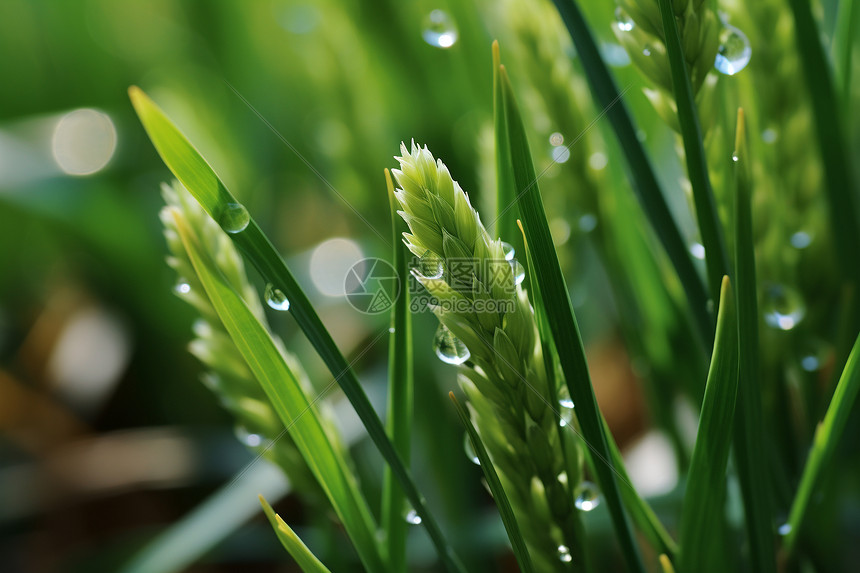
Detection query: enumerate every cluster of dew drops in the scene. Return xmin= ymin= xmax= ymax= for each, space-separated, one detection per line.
xmin=614 ymin=7 xmax=752 ymax=76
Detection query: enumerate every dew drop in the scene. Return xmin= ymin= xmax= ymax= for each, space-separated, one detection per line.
xmin=559 ymin=392 xmax=575 ymax=427
xmin=763 ymin=283 xmax=806 ymax=331
xmin=414 ymin=250 xmax=445 ymax=280
xmin=265 ymin=283 xmax=291 ymax=311
xmin=422 ymin=10 xmax=458 ymax=49
xmin=578 ymin=213 xmax=598 ymax=233
xmin=778 ymin=523 xmax=792 ymax=536
xmin=510 ymin=260 xmax=526 ymax=286
xmin=799 ymin=339 xmax=830 ymax=373
xmin=615 ymin=7 xmax=634 ymax=32
xmin=405 ymin=508 xmax=422 ymax=525
xmin=731 ymin=153 xmax=740 ymax=162
xmin=574 ymin=481 xmax=601 ymax=511
xmin=549 ymin=132 xmax=564 ymax=146
xmin=790 ymin=231 xmax=812 ymax=249
xmin=501 ymin=241 xmax=516 ymax=261
xmin=689 ymin=242 xmax=706 ymax=260
xmin=388 ymin=326 xmax=396 ymax=334
xmin=434 ymin=323 xmax=471 ymax=365
xmin=552 ymin=145 xmax=571 ymax=164
xmin=714 ymin=25 xmax=752 ymax=75
xmin=219 ymin=203 xmax=250 ymax=234
xmin=642 ymin=47 xmax=652 ymax=57
xmin=762 ymin=128 xmax=778 ymax=144
xmin=463 ymin=433 xmax=480 ymax=465
xmin=557 ymin=544 xmax=573 ymax=563
xmin=175 ymin=280 xmax=191 ymax=295
xmin=235 ymin=425 xmax=264 ymax=448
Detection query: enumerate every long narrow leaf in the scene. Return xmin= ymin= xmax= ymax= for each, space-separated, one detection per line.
xmin=678 ymin=277 xmax=738 ymax=573
xmin=493 ymin=41 xmax=520 ymax=255
xmin=656 ymin=0 xmax=730 ymax=302
xmin=381 ymin=168 xmax=413 ymax=573
xmin=787 ymin=0 xmax=860 ymax=326
xmin=449 ymin=393 xmax=534 ymax=573
xmin=500 ymin=66 xmax=646 ymax=573
xmin=129 ymin=87 xmax=463 ymax=573
xmin=730 ymin=109 xmax=777 ymax=573
xmin=172 ymin=211 xmax=386 ymax=572
xmin=784 ymin=332 xmax=860 ymax=554
xmin=260 ymin=496 xmax=331 ymax=573
xmin=549 ymin=0 xmax=713 ymax=347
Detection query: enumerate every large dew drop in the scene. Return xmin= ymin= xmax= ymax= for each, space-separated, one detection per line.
xmin=265 ymin=283 xmax=291 ymax=311
xmin=574 ymin=481 xmax=601 ymax=511
xmin=422 ymin=10 xmax=458 ymax=49
xmin=714 ymin=25 xmax=751 ymax=75
xmin=219 ymin=203 xmax=250 ymax=234
xmin=762 ymin=283 xmax=806 ymax=331
xmin=500 ymin=241 xmax=516 ymax=261
xmin=414 ymin=250 xmax=445 ymax=280
xmin=433 ymin=323 xmax=471 ymax=365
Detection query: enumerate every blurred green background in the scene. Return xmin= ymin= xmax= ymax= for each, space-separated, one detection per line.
xmin=2 ymin=0 xmax=859 ymax=571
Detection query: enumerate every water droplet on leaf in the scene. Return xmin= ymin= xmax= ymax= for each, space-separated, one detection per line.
xmin=778 ymin=523 xmax=792 ymax=536
xmin=574 ymin=481 xmax=601 ymax=511
xmin=615 ymin=7 xmax=634 ymax=32
xmin=463 ymin=433 xmax=480 ymax=465
xmin=557 ymin=544 xmax=573 ymax=563
xmin=405 ymin=508 xmax=422 ymax=525
xmin=549 ymin=132 xmax=564 ymax=146
xmin=422 ymin=10 xmax=458 ymax=49
xmin=790 ymin=231 xmax=812 ymax=249
xmin=763 ymin=283 xmax=806 ymax=331
xmin=510 ymin=260 xmax=526 ymax=286
xmin=175 ymin=280 xmax=191 ymax=295
xmin=434 ymin=323 xmax=471 ymax=365
xmin=265 ymin=284 xmax=291 ymax=311
xmin=235 ymin=425 xmax=265 ymax=448
xmin=220 ymin=203 xmax=250 ymax=234
xmin=501 ymin=241 xmax=516 ymax=261
xmin=714 ymin=25 xmax=751 ymax=75
xmin=578 ymin=214 xmax=597 ymax=233
xmin=415 ymin=250 xmax=445 ymax=280
xmin=689 ymin=242 xmax=706 ymax=260
xmin=552 ymin=145 xmax=571 ymax=164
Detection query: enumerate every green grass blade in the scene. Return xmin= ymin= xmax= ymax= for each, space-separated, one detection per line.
xmin=833 ymin=0 xmax=858 ymax=107
xmin=655 ymin=0 xmax=730 ymax=302
xmin=381 ymin=168 xmax=413 ymax=573
xmin=128 ymin=87 xmax=464 ymax=573
xmin=119 ymin=461 xmax=288 ymax=573
xmin=449 ymin=393 xmax=535 ymax=573
xmin=260 ymin=496 xmax=332 ymax=573
xmin=500 ymin=66 xmax=646 ymax=573
xmin=172 ymin=211 xmax=386 ymax=573
xmin=678 ymin=277 xmax=738 ymax=573
xmin=730 ymin=109 xmax=777 ymax=573
xmin=548 ymin=0 xmax=713 ymax=347
xmin=787 ymin=0 xmax=860 ymax=313
xmin=784 ymin=332 xmax=860 ymax=554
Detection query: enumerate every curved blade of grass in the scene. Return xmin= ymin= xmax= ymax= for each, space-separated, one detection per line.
xmin=678 ymin=277 xmax=738 ymax=573
xmin=119 ymin=461 xmax=288 ymax=573
xmin=659 ymin=554 xmax=676 ymax=573
xmin=128 ymin=87 xmax=463 ymax=573
xmin=783 ymin=332 xmax=860 ymax=555
xmin=381 ymin=168 xmax=413 ymax=573
xmin=449 ymin=393 xmax=534 ymax=573
xmin=730 ymin=109 xmax=777 ymax=573
xmin=260 ymin=496 xmax=331 ymax=573
xmin=500 ymin=65 xmax=646 ymax=573
xmin=787 ymin=0 xmax=860 ymax=316
xmin=549 ymin=0 xmax=713 ymax=347
xmin=656 ymin=0 xmax=730 ymax=303
xmin=172 ymin=211 xmax=386 ymax=573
